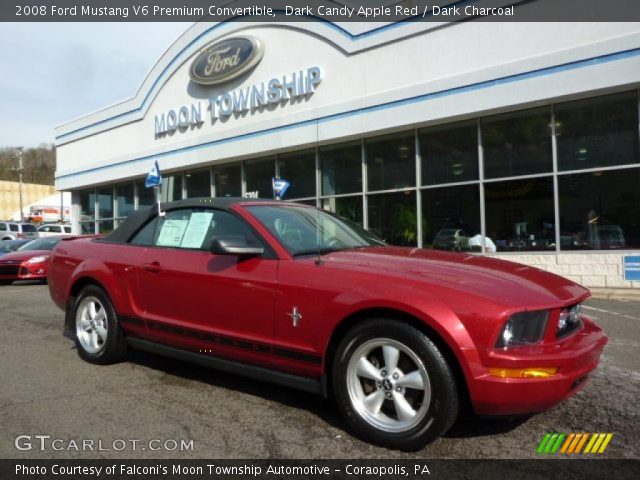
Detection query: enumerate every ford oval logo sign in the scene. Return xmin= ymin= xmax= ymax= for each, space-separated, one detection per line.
xmin=189 ymin=36 xmax=264 ymax=86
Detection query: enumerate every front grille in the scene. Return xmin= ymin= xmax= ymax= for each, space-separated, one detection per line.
xmin=0 ymin=265 xmax=20 ymax=276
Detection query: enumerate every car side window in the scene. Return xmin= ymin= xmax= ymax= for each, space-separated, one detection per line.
xmin=9 ymin=224 xmax=18 ymax=232
xmin=202 ymin=210 xmax=263 ymax=250
xmin=129 ymin=208 xmax=262 ymax=251
xmin=130 ymin=217 xmax=161 ymax=246
xmin=64 ymin=226 xmax=72 ymax=233
xmin=0 ymin=223 xmax=5 ymax=231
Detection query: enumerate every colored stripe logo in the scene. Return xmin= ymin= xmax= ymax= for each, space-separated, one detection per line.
xmin=537 ymin=433 xmax=613 ymax=454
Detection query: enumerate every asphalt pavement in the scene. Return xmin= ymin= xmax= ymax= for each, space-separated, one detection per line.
xmin=0 ymin=283 xmax=638 ymax=459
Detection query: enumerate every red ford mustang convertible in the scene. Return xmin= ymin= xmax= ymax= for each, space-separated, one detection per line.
xmin=48 ymin=198 xmax=607 ymax=450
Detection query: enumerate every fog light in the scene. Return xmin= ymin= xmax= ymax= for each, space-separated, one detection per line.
xmin=489 ymin=367 xmax=558 ymax=379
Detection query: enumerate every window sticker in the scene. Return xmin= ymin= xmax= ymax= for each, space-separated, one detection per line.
xmin=156 ymin=218 xmax=189 ymax=247
xmin=181 ymin=211 xmax=214 ymax=249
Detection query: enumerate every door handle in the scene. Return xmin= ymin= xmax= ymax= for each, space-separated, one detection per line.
xmin=140 ymin=262 xmax=163 ymax=274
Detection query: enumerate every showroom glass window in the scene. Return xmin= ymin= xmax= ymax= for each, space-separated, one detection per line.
xmin=368 ymin=191 xmax=417 ymax=246
xmin=136 ymin=180 xmax=155 ymax=208
xmin=278 ymin=150 xmax=316 ymax=199
xmin=186 ymin=168 xmax=211 ymax=198
xmin=160 ymin=174 xmax=183 ymax=202
xmin=79 ymin=190 xmax=95 ymax=221
xmin=556 ymin=91 xmax=640 ymax=171
xmin=484 ymin=177 xmax=555 ymax=252
xmin=420 ymin=121 xmax=478 ymax=185
xmin=322 ymin=196 xmax=363 ymax=225
xmin=366 ymin=132 xmax=415 ymax=191
xmin=115 ymin=183 xmax=134 ymax=226
xmin=79 ymin=189 xmax=96 ymax=234
xmin=292 ymin=199 xmax=317 ymax=206
xmin=422 ymin=185 xmax=480 ymax=251
xmin=558 ymin=169 xmax=640 ymax=250
xmin=245 ymin=157 xmax=275 ymax=199
xmin=320 ymin=142 xmax=362 ymax=195
xmin=482 ymin=107 xmax=552 ymax=179
xmin=213 ymin=164 xmax=241 ymax=197
xmin=96 ymin=187 xmax=114 ymax=234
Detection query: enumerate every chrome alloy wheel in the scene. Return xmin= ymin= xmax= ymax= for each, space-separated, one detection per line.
xmin=346 ymin=338 xmax=431 ymax=433
xmin=75 ymin=296 xmax=108 ymax=354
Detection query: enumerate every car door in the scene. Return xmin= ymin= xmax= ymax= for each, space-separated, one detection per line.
xmin=38 ymin=225 xmax=53 ymax=237
xmin=136 ymin=207 xmax=278 ymax=367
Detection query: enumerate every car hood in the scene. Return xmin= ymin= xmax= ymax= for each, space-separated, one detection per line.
xmin=321 ymin=246 xmax=588 ymax=310
xmin=0 ymin=250 xmax=51 ymax=263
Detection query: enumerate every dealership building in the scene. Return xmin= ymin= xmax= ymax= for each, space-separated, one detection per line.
xmin=55 ymin=17 xmax=640 ymax=289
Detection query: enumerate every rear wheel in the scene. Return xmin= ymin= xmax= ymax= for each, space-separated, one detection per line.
xmin=332 ymin=319 xmax=459 ymax=450
xmin=0 ymin=280 xmax=12 ymax=286
xmin=73 ymin=285 xmax=127 ymax=364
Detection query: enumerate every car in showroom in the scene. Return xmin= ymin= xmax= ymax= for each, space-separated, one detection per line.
xmin=47 ymin=198 xmax=607 ymax=450
xmin=0 ymin=236 xmax=62 ymax=285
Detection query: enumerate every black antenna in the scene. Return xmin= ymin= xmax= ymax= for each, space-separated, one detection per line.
xmin=315 ymin=122 xmax=324 ymax=266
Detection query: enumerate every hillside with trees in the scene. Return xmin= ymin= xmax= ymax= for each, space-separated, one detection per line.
xmin=0 ymin=145 xmax=56 ymax=186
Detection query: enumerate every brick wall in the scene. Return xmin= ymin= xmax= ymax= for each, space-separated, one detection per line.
xmin=491 ymin=253 xmax=640 ymax=289
xmin=0 ymin=180 xmax=56 ymax=220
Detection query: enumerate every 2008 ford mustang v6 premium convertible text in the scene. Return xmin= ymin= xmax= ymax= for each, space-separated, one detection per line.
xmin=48 ymin=198 xmax=607 ymax=450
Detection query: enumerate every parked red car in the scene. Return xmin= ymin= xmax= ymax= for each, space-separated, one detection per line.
xmin=0 ymin=237 xmax=62 ymax=285
xmin=48 ymin=199 xmax=607 ymax=450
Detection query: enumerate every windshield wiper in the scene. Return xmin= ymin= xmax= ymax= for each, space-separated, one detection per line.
xmin=292 ymin=245 xmax=377 ymax=257
xmin=292 ymin=247 xmax=343 ymax=257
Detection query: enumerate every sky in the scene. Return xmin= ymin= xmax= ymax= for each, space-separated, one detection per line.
xmin=0 ymin=22 xmax=191 ymax=148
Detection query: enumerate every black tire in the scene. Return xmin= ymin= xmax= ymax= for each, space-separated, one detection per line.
xmin=332 ymin=319 xmax=459 ymax=451
xmin=0 ymin=280 xmax=12 ymax=286
xmin=72 ymin=285 xmax=127 ymax=364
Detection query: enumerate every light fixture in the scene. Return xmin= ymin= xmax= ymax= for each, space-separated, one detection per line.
xmin=575 ymin=147 xmax=588 ymax=161
xmin=452 ymin=163 xmax=464 ymax=176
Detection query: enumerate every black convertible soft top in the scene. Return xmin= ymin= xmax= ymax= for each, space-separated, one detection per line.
xmin=104 ymin=197 xmax=273 ymax=244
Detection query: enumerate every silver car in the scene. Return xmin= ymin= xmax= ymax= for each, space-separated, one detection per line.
xmin=0 ymin=222 xmax=38 ymax=241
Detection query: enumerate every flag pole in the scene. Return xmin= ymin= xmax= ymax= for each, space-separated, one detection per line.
xmin=156 ymin=186 xmax=164 ymax=217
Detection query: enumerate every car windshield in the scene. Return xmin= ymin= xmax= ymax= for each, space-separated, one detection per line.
xmin=18 ymin=237 xmax=61 ymax=251
xmin=248 ymin=205 xmax=385 ymax=256
xmin=0 ymin=240 xmax=28 ymax=253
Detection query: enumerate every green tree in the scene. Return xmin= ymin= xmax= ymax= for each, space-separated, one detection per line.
xmin=0 ymin=144 xmax=56 ymax=186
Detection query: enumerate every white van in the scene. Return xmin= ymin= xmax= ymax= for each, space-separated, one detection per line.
xmin=37 ymin=224 xmax=73 ymax=237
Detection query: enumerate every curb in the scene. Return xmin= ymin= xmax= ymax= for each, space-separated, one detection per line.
xmin=589 ymin=288 xmax=640 ymax=302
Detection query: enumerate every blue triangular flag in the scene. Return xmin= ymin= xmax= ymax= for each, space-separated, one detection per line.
xmin=145 ymin=160 xmax=163 ymax=188
xmin=272 ymin=178 xmax=290 ymax=199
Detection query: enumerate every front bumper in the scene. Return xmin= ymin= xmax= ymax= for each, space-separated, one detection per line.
xmin=0 ymin=265 xmax=48 ymax=282
xmin=469 ymin=317 xmax=607 ymax=416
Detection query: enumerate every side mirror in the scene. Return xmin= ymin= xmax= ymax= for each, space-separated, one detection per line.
xmin=210 ymin=236 xmax=264 ymax=256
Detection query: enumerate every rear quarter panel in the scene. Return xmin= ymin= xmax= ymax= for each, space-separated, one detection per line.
xmin=49 ymin=238 xmax=145 ymax=321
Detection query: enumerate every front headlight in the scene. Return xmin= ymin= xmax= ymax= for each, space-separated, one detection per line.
xmin=24 ymin=256 xmax=47 ymax=265
xmin=496 ymin=310 xmax=549 ymax=348
xmin=557 ymin=304 xmax=582 ymax=337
